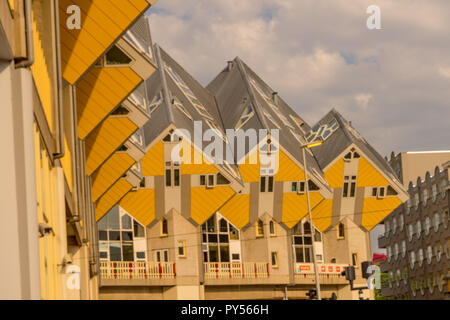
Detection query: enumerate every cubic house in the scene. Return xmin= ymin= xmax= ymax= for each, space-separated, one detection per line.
xmin=378 ymin=158 xmax=449 ymax=300
xmin=96 ymin=48 xmax=408 ymax=299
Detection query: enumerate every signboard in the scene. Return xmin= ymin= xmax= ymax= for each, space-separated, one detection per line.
xmin=295 ymin=263 xmax=347 ymax=274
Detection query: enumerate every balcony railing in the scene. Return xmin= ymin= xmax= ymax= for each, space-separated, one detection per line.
xmin=100 ymin=261 xmax=176 ymax=280
xmin=204 ymin=262 xmax=269 ymax=279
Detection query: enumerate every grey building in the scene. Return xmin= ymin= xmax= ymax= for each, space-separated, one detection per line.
xmin=378 ymin=161 xmax=450 ymax=299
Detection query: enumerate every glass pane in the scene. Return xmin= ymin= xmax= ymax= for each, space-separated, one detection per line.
xmin=207 ymin=216 xmax=216 ymax=232
xmin=268 ymin=176 xmax=274 ymax=192
xmin=260 ymin=177 xmax=266 ymax=192
xmin=294 ymin=236 xmax=303 ymax=245
xmin=304 ymin=237 xmax=312 ymax=245
xmin=219 ymin=219 xmax=228 ymax=233
xmin=304 ymin=247 xmax=312 ymax=262
xmin=136 ymin=252 xmax=145 ymax=259
xmin=220 ymin=245 xmax=230 ymax=262
xmin=122 ymin=242 xmax=134 ymax=261
xmin=208 ymin=234 xmax=218 ymax=243
xmin=178 ymin=242 xmax=184 ymax=256
xmin=122 ymin=231 xmax=133 ymax=241
xmin=162 ymin=219 xmax=168 ymax=235
xmin=291 ymin=182 xmax=297 ymax=192
xmin=99 ymin=252 xmax=108 ymax=259
xmin=163 ymin=250 xmax=169 ymax=262
xmin=303 ymin=221 xmax=311 ymax=234
xmin=200 ymin=175 xmax=206 ymax=186
xmin=99 ymin=231 xmax=108 ymax=241
xmin=350 ymin=182 xmax=356 ymax=197
xmin=109 ymin=231 xmax=121 ymax=241
xmin=156 ymin=251 xmax=161 ymax=262
xmin=109 ymin=242 xmax=121 ymax=261
xmin=202 ymin=233 xmax=207 ymax=242
xmin=219 ymin=234 xmax=229 ymax=243
xmin=134 ymin=220 xmax=145 ymax=238
xmin=314 ymin=229 xmax=321 ymax=242
xmin=208 ymin=175 xmax=214 ymax=186
xmin=229 ymin=225 xmax=239 ymax=240
xmin=105 ymin=45 xmax=132 ymax=65
xmin=295 ymin=247 xmax=304 ymax=263
xmin=209 ymin=245 xmax=219 ymax=262
xmin=99 ymin=242 xmax=108 ymax=250
xmin=174 ymin=169 xmax=180 ymax=186
xmin=343 ymin=183 xmax=349 ymax=197
xmin=165 ymin=169 xmax=172 ymax=187
xmin=121 ymin=214 xmax=132 ymax=229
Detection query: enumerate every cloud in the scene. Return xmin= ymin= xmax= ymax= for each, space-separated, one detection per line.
xmin=148 ymin=0 xmax=450 ymax=156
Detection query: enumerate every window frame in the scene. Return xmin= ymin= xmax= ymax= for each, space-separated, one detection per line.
xmin=177 ymin=240 xmax=187 ymax=258
xmin=271 ymin=251 xmax=279 ymax=268
xmin=160 ymin=218 xmax=169 ymax=237
xmin=256 ymin=219 xmax=264 ymax=238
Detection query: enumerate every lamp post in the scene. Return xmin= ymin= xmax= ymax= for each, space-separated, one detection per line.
xmin=301 ymin=140 xmax=323 ymax=300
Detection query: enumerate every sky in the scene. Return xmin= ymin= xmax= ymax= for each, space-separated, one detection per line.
xmin=148 ymin=0 xmax=450 ymax=157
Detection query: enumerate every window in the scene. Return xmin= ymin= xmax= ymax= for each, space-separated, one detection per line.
xmin=432 ymin=184 xmax=438 ymax=201
xmin=111 ymin=105 xmax=130 ymax=116
xmin=425 ymin=217 xmax=431 ymax=234
xmin=95 ymin=45 xmax=133 ymax=67
xmin=427 ymin=246 xmax=432 ymax=263
xmin=406 ymin=198 xmax=412 ymax=214
xmin=97 ymin=210 xmax=146 ymax=262
xmin=418 ymin=249 xmax=424 ymax=265
xmin=416 ymin=220 xmax=422 ymax=237
xmin=201 ymin=214 xmax=240 ymax=263
xmin=410 ymin=251 xmax=416 ymax=268
xmin=408 ymin=224 xmax=414 ymax=241
xmin=271 ymin=252 xmax=278 ymax=268
xmin=260 ymin=175 xmax=274 ymax=193
xmin=177 ymin=240 xmax=186 ymax=258
xmin=160 ymin=218 xmax=168 ymax=237
xmin=399 ymin=214 xmax=404 ymax=230
xmin=148 ymin=92 xmax=162 ymax=115
xmin=216 ymin=173 xmax=230 ymax=185
xmin=165 ymin=162 xmax=180 ymax=187
xmin=352 ymin=253 xmax=358 ymax=267
xmin=442 ymin=208 xmax=449 ymax=226
xmin=401 ymin=240 xmax=406 ymax=257
xmin=434 ymin=212 xmax=440 ymax=231
xmin=269 ymin=220 xmax=276 ymax=236
xmin=385 ymin=220 xmax=390 ymax=235
xmin=256 ymin=219 xmax=264 ymax=237
xmin=305 ymin=118 xmax=339 ymax=143
xmin=338 ymin=222 xmax=345 ymax=239
xmin=394 ymin=243 xmax=399 ymax=260
xmin=235 ymin=104 xmax=255 ymax=130
xmin=155 ymin=249 xmax=169 ymax=262
xmin=172 ymin=97 xmax=193 ymax=121
xmin=342 ymin=176 xmax=356 ymax=198
xmin=393 ymin=217 xmax=397 ymax=234
xmin=292 ymin=220 xmax=317 ymax=263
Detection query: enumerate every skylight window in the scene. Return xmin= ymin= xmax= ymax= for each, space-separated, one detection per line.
xmin=165 ymin=64 xmax=213 ymax=120
xmin=147 ymin=92 xmax=162 ymax=115
xmin=306 ymin=118 xmax=340 ymax=143
xmin=172 ymin=97 xmax=193 ymax=120
xmin=123 ymin=30 xmax=153 ymax=60
xmin=249 ymin=78 xmax=294 ymax=129
xmin=263 ymin=111 xmax=281 ymax=129
xmin=235 ymin=104 xmax=255 ymax=130
xmin=105 ymin=45 xmax=132 ymax=65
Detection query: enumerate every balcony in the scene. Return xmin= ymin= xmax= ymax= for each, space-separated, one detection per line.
xmin=203 ymin=262 xmax=276 ymax=285
xmin=100 ymin=261 xmax=176 ymax=286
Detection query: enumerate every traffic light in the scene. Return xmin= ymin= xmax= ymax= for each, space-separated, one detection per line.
xmin=341 ymin=266 xmax=356 ymax=281
xmin=361 ymin=261 xmax=372 ymax=279
xmin=306 ymin=288 xmax=317 ymax=300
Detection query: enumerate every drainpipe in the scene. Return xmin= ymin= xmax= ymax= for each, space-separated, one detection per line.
xmin=16 ymin=0 xmax=34 ymax=69
xmin=52 ymin=0 xmax=65 ymax=159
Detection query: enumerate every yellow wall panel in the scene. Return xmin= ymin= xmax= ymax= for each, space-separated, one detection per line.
xmin=76 ymin=67 xmax=142 ymax=139
xmin=120 ymin=189 xmax=156 ymax=227
xmin=311 ymin=199 xmax=333 ymax=232
xmin=85 ymin=117 xmax=137 ymax=175
xmin=190 ymin=186 xmax=235 ymax=225
xmin=218 ymin=194 xmax=250 ymax=230
xmin=60 ymin=0 xmax=150 ymax=84
xmin=239 ymin=149 xmax=260 ymax=183
xmin=357 ymin=157 xmax=389 ymax=187
xmin=324 ymin=158 xmax=345 ymax=188
xmin=91 ymin=153 xmax=135 ymax=202
xmin=282 ymin=192 xmax=323 ymax=229
xmin=181 ymin=143 xmax=218 ymax=175
xmin=142 ymin=141 xmax=164 ymax=176
xmin=275 ymin=150 xmax=305 ymax=182
xmin=95 ymin=179 xmax=132 ymax=221
xmin=361 ymin=197 xmax=402 ymax=231
xmin=31 ymin=1 xmax=54 ymax=132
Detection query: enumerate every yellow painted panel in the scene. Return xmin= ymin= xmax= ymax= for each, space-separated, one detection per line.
xmin=324 ymin=158 xmax=345 ymax=189
xmin=282 ymin=192 xmax=323 ymax=229
xmin=142 ymin=141 xmax=165 ymax=176
xmin=85 ymin=117 xmax=137 ymax=175
xmin=61 ymin=136 xmax=73 ymax=192
xmin=91 ymin=153 xmax=135 ymax=202
xmin=275 ymin=150 xmax=306 ymax=182
xmin=357 ymin=157 xmax=389 ymax=187
xmin=31 ymin=1 xmax=54 ymax=132
xmin=95 ymin=179 xmax=132 ymax=221
xmin=218 ymin=194 xmax=250 ymax=230
xmin=239 ymin=149 xmax=260 ymax=183
xmin=120 ymin=189 xmax=156 ymax=227
xmin=76 ymin=67 xmax=142 ymax=139
xmin=8 ymin=0 xmax=14 ymax=10
xmin=181 ymin=142 xmax=218 ymax=175
xmin=311 ymin=199 xmax=333 ymax=232
xmin=191 ymin=186 xmax=235 ymax=225
xmin=60 ymin=0 xmax=150 ymax=84
xmin=361 ymin=197 xmax=402 ymax=231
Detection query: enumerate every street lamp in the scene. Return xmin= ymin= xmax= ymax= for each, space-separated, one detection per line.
xmin=300 ymin=139 xmax=323 ymax=300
